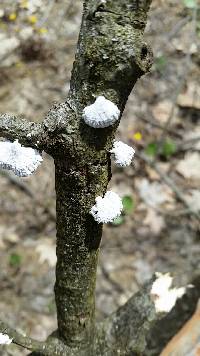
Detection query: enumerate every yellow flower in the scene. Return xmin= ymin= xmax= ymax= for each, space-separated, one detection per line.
xmin=9 ymin=13 xmax=17 ymax=21
xmin=38 ymin=27 xmax=48 ymax=34
xmin=28 ymin=15 xmax=37 ymax=24
xmin=133 ymin=132 xmax=142 ymax=141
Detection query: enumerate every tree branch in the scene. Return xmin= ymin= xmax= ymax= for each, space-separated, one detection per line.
xmin=0 ymin=101 xmax=75 ymax=154
xmin=95 ymin=278 xmax=158 ymax=355
xmin=95 ymin=274 xmax=189 ymax=355
xmin=0 ymin=320 xmax=48 ymax=353
xmin=53 ymin=0 xmax=153 ymax=347
xmin=0 ymin=113 xmax=45 ymax=150
xmin=70 ymin=0 xmax=153 ymax=111
xmin=0 ymin=320 xmax=77 ymax=356
xmin=52 ymin=0 xmax=154 ymax=349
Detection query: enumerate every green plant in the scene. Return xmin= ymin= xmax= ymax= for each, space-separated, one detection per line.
xmin=112 ymin=195 xmax=135 ymax=225
xmin=154 ymin=55 xmax=167 ymax=73
xmin=161 ymin=139 xmax=176 ymax=158
xmin=145 ymin=142 xmax=158 ymax=157
xmin=9 ymin=253 xmax=22 ymax=268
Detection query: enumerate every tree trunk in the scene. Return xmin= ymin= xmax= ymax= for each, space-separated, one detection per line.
xmin=1 ymin=2 xmax=198 ymax=355
xmin=54 ymin=155 xmax=110 ymax=348
xmin=52 ymin=1 xmax=153 ymax=349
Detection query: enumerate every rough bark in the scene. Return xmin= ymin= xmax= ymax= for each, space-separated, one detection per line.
xmin=0 ymin=1 xmax=155 ymax=355
xmin=95 ymin=280 xmax=157 ymax=355
xmin=0 ymin=113 xmax=45 ymax=150
xmin=53 ymin=0 xmax=153 ymax=351
xmin=54 ymin=157 xmax=109 ymax=348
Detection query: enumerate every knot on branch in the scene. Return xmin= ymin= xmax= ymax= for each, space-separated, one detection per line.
xmin=135 ymin=42 xmax=153 ymax=73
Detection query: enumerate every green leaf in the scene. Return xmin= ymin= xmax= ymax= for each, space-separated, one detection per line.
xmin=145 ymin=142 xmax=158 ymax=157
xmin=162 ymin=139 xmax=176 ymax=158
xmin=183 ymin=0 xmax=197 ymax=8
xmin=111 ymin=216 xmax=125 ymax=226
xmin=122 ymin=195 xmax=134 ymax=214
xmin=154 ymin=55 xmax=167 ymax=73
xmin=9 ymin=253 xmax=22 ymax=268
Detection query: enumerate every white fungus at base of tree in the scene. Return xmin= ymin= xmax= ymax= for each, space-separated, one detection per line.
xmin=82 ymin=96 xmax=120 ymax=128
xmin=110 ymin=141 xmax=135 ymax=167
xmin=0 ymin=333 xmax=12 ymax=345
xmin=0 ymin=140 xmax=43 ymax=177
xmin=90 ymin=191 xmax=123 ymax=223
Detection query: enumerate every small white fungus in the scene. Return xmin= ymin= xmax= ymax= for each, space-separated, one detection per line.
xmin=0 ymin=140 xmax=43 ymax=177
xmin=151 ymin=272 xmax=186 ymax=313
xmin=83 ymin=96 xmax=120 ymax=128
xmin=90 ymin=191 xmax=123 ymax=223
xmin=0 ymin=333 xmax=12 ymax=345
xmin=110 ymin=141 xmax=135 ymax=167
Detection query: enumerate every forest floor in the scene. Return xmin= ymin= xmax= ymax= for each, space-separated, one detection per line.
xmin=0 ymin=0 xmax=199 ymax=355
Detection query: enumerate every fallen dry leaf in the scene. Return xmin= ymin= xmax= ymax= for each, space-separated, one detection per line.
xmin=172 ymin=38 xmax=197 ymax=55
xmin=0 ymin=226 xmax=19 ymax=249
xmin=152 ymin=100 xmax=173 ymax=123
xmin=185 ymin=190 xmax=200 ymax=213
xmin=35 ymin=239 xmax=57 ymax=267
xmin=146 ymin=163 xmax=170 ymax=180
xmin=183 ymin=127 xmax=200 ymax=150
xmin=176 ymin=152 xmax=200 ymax=180
xmin=144 ymin=208 xmax=165 ymax=235
xmin=177 ymin=82 xmax=200 ymax=110
xmin=136 ymin=178 xmax=173 ymax=208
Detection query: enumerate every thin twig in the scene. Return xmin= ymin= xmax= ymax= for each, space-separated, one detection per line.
xmin=167 ymin=16 xmax=191 ymax=42
xmin=0 ymin=320 xmax=48 ymax=353
xmin=176 ymin=136 xmax=200 ymax=153
xmin=0 ymin=170 xmax=34 ymax=198
xmin=136 ymin=112 xmax=182 ymax=138
xmin=0 ymin=320 xmax=71 ymax=355
xmin=0 ymin=170 xmax=56 ymax=221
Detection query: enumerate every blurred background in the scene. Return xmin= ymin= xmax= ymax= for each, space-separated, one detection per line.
xmin=0 ymin=0 xmax=199 ymax=355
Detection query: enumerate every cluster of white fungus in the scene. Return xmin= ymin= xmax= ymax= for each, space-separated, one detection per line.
xmin=83 ymin=96 xmax=120 ymax=128
xmin=0 ymin=140 xmax=43 ymax=177
xmin=151 ymin=272 xmax=186 ymax=313
xmin=0 ymin=333 xmax=12 ymax=345
xmin=87 ymin=96 xmax=136 ymax=223
xmin=90 ymin=191 xmax=123 ymax=223
xmin=110 ymin=141 xmax=135 ymax=167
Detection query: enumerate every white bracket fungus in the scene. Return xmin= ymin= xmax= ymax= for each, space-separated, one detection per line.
xmin=90 ymin=191 xmax=123 ymax=223
xmin=0 ymin=140 xmax=43 ymax=177
xmin=83 ymin=96 xmax=120 ymax=128
xmin=110 ymin=141 xmax=135 ymax=167
xmin=0 ymin=333 xmax=12 ymax=345
xmin=151 ymin=272 xmax=186 ymax=313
